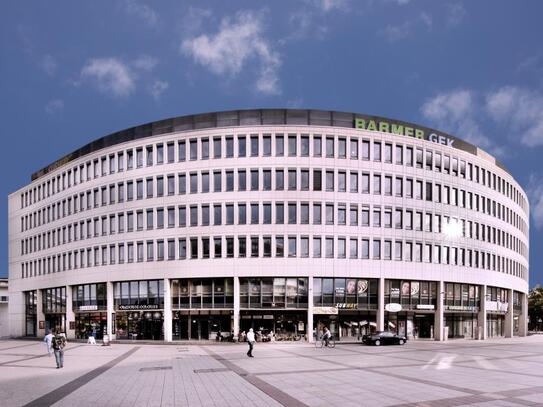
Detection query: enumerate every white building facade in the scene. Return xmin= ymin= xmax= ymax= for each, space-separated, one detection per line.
xmin=8 ymin=109 xmax=529 ymax=342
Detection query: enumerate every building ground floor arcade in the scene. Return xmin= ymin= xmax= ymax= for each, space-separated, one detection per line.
xmin=17 ymin=276 xmax=528 ymax=342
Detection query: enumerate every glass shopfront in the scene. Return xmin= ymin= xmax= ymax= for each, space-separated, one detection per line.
xmin=114 ymin=280 xmax=164 ymax=340
xmin=239 ymin=277 xmax=308 ymax=339
xmin=25 ymin=290 xmax=37 ymax=337
xmin=73 ymin=283 xmax=107 ymax=339
xmin=313 ymin=278 xmax=378 ymax=340
xmin=444 ymin=282 xmax=480 ymax=339
xmin=384 ymin=280 xmax=437 ymax=339
xmin=486 ymin=286 xmax=509 ymax=338
xmin=171 ymin=278 xmax=234 ymax=340
xmin=43 ymin=286 xmax=66 ymax=333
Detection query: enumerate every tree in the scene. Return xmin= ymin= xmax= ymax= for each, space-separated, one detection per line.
xmin=528 ymin=286 xmax=543 ymax=331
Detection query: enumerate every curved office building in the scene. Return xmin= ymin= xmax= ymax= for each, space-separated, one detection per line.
xmin=8 ymin=109 xmax=529 ymax=342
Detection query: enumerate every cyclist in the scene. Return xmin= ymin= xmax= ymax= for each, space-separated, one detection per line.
xmin=322 ymin=326 xmax=331 ymax=347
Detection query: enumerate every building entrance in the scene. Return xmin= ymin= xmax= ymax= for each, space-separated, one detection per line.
xmin=172 ymin=311 xmax=232 ymax=340
xmin=115 ymin=311 xmax=164 ymax=340
xmin=240 ymin=311 xmax=307 ymax=341
xmin=45 ymin=314 xmax=65 ymax=334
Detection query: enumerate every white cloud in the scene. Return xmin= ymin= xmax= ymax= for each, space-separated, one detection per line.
xmin=421 ymin=90 xmax=504 ymax=157
xmin=380 ymin=22 xmax=411 ymax=42
xmin=312 ymin=0 xmax=349 ymax=12
xmin=45 ymin=99 xmax=64 ymax=114
xmin=181 ymin=10 xmax=281 ymax=95
xmin=149 ymin=80 xmax=169 ymax=100
xmin=446 ymin=3 xmax=466 ymax=27
xmin=132 ymin=55 xmax=158 ymax=71
xmin=181 ymin=7 xmax=213 ymax=36
xmin=485 ymin=86 xmax=543 ymax=147
xmin=123 ymin=0 xmax=158 ymax=26
xmin=80 ymin=58 xmax=135 ymax=98
xmin=528 ymin=174 xmax=543 ymax=229
xmin=420 ymin=12 xmax=433 ymax=28
xmin=41 ymin=54 xmax=57 ymax=76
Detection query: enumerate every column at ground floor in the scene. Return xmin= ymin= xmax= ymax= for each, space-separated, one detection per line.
xmin=36 ymin=289 xmax=45 ymax=338
xmin=65 ymin=285 xmax=75 ymax=340
xmin=307 ymin=276 xmax=314 ymax=343
xmin=163 ymin=278 xmax=172 ymax=342
xmin=478 ymin=285 xmax=487 ymax=340
xmin=377 ymin=277 xmax=385 ymax=332
xmin=434 ymin=281 xmax=444 ymax=341
xmin=106 ymin=281 xmax=114 ymax=339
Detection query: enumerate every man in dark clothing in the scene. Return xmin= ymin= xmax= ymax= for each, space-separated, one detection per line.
xmin=52 ymin=331 xmax=67 ymax=369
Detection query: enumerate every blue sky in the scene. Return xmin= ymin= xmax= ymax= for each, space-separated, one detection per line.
xmin=2 ymin=0 xmax=543 ymax=286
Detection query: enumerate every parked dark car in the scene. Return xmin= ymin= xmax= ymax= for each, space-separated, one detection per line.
xmin=362 ymin=331 xmax=407 ymax=346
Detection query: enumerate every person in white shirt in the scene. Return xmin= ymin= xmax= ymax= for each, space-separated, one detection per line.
xmin=43 ymin=330 xmax=54 ymax=356
xmin=246 ymin=328 xmax=255 ymax=357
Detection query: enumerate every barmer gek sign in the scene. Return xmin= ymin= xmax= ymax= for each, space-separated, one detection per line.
xmin=354 ymin=117 xmax=454 ymax=147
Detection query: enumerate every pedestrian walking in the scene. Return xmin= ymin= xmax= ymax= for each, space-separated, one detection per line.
xmin=52 ymin=330 xmax=67 ymax=369
xmin=43 ymin=329 xmax=54 ymax=356
xmin=246 ymin=328 xmax=255 ymax=358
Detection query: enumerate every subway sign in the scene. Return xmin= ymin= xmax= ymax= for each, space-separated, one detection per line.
xmin=354 ymin=117 xmax=454 ymax=147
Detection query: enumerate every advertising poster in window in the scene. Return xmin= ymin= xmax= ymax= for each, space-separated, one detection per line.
xmin=346 ymin=279 xmax=356 ymax=295
xmin=411 ymin=282 xmax=420 ymax=296
xmin=401 ymin=281 xmax=410 ymax=296
xmin=357 ymin=280 xmax=368 ymax=295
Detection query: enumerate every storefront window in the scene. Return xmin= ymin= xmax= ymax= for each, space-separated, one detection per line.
xmin=384 ymin=280 xmax=437 ymax=310
xmin=171 ymin=278 xmax=234 ymax=309
xmin=25 ymin=290 xmax=37 ymax=337
xmin=313 ymin=278 xmax=378 ymax=309
xmin=239 ymin=277 xmax=308 ymax=308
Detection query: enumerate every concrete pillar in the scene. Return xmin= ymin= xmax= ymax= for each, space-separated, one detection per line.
xmin=233 ymin=276 xmax=240 ymax=339
xmin=518 ymin=292 xmax=528 ymax=337
xmin=504 ymin=288 xmax=514 ymax=338
xmin=434 ymin=281 xmax=444 ymax=341
xmin=106 ymin=281 xmax=114 ymax=339
xmin=163 ymin=278 xmax=172 ymax=342
xmin=307 ymin=276 xmax=314 ymax=342
xmin=478 ymin=285 xmax=487 ymax=340
xmin=65 ymin=285 xmax=76 ymax=339
xmin=377 ymin=277 xmax=385 ymax=332
xmin=36 ymin=289 xmax=45 ymax=338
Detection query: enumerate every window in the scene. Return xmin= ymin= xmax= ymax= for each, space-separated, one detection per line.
xmin=288 ymin=236 xmax=297 ymax=257
xmin=251 ymin=169 xmax=259 ymax=191
xmin=313 ymin=236 xmax=321 ymax=258
xmin=275 ymin=134 xmax=284 ymax=156
xmin=362 ymin=173 xmax=370 ymax=194
xmin=350 ymin=172 xmax=358 ymax=193
xmin=190 ymin=173 xmax=198 ymax=194
xmin=313 ymin=203 xmax=322 ymax=224
xmin=326 ymin=203 xmax=334 ymax=225
xmin=238 ymin=169 xmax=246 ymax=191
xmin=238 ymin=203 xmax=247 ymax=225
xmin=251 ymin=203 xmax=259 ymax=224
xmin=226 ymin=136 xmax=234 ymax=157
xmin=326 ymin=136 xmax=334 ymax=158
xmin=178 ymin=140 xmax=186 ymax=161
xmin=250 ymin=134 xmax=259 ymax=156
xmin=214 ymin=204 xmax=222 ymax=225
xmin=338 ymin=171 xmax=346 ymax=192
xmin=288 ymin=134 xmax=297 ymax=156
xmin=190 ymin=139 xmax=197 ymax=160
xmin=313 ymin=169 xmax=322 ymax=191
xmin=350 ymin=138 xmax=358 ymax=159
xmin=373 ymin=142 xmax=381 ymax=161
xmin=384 ymin=143 xmax=392 ymax=163
xmin=238 ymin=135 xmax=246 ymax=157
xmin=213 ymin=137 xmax=221 ymax=159
xmin=288 ymin=169 xmax=297 ymax=190
xmin=338 ymin=138 xmax=346 ymax=158
xmin=167 ymin=142 xmax=174 ymax=163
xmin=395 ymin=145 xmax=403 ymax=164
xmin=313 ymin=135 xmax=322 ymax=157
xmin=276 ymin=236 xmax=284 ymax=257
xmin=326 ymin=170 xmax=334 ymax=191
xmin=301 ymin=135 xmax=309 ymax=156
xmin=276 ymin=203 xmax=284 ymax=224
xmin=275 ymin=169 xmax=284 ymax=190
xmin=263 ymin=134 xmax=271 ymax=156
xmin=288 ymin=202 xmax=297 ymax=224
xmin=373 ymin=174 xmax=381 ymax=194
xmin=202 ymin=138 xmax=210 ymax=160
xmin=214 ymin=171 xmax=222 ymax=192
xmin=373 ymin=239 xmax=381 ymax=259
xmin=325 ymin=237 xmax=334 ymax=258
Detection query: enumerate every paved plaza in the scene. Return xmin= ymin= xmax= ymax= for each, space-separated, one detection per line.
xmin=2 ymin=336 xmax=543 ymax=406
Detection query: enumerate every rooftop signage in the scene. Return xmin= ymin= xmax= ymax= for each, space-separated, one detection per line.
xmin=354 ymin=117 xmax=455 ymax=147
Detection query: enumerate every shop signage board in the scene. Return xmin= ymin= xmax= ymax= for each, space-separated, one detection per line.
xmin=336 ymin=303 xmax=358 ymax=309
xmin=313 ymin=306 xmax=339 ymax=315
xmin=416 ymin=304 xmax=435 ymax=310
xmin=445 ymin=305 xmax=478 ymax=312
xmin=118 ymin=304 xmax=159 ymax=310
xmin=385 ymin=303 xmax=402 ymax=312
xmin=78 ymin=305 xmax=98 ymax=311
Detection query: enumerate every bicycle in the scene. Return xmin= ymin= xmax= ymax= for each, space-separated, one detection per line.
xmin=315 ymin=334 xmax=336 ymax=348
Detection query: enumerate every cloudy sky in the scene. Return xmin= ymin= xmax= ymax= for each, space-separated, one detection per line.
xmin=1 ymin=1 xmax=543 ymax=286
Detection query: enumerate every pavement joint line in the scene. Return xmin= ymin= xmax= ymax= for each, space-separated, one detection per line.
xmin=202 ymin=346 xmax=308 ymax=407
xmin=0 ymin=343 xmax=42 ymax=351
xmin=0 ymin=344 xmax=86 ymax=367
xmin=23 ymin=346 xmax=141 ymax=407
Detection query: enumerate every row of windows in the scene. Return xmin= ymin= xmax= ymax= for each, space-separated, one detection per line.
xmin=21 ymin=235 xmax=528 ymax=281
xmin=21 ymin=132 xmax=528 ymax=215
xmin=21 ymin=200 xmax=528 ymax=259
xmin=20 ymin=168 xmax=528 ymax=238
